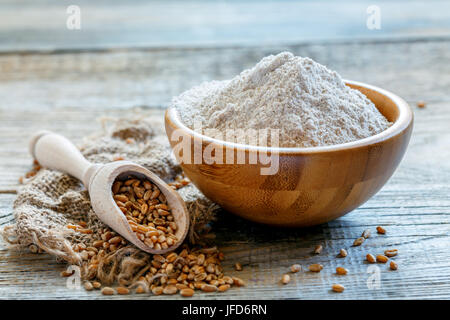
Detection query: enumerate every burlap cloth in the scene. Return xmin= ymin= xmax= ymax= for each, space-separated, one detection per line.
xmin=1 ymin=115 xmax=218 ymax=285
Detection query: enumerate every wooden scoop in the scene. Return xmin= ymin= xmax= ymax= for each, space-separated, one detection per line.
xmin=29 ymin=130 xmax=189 ymax=254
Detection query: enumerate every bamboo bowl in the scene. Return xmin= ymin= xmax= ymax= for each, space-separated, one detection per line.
xmin=165 ymin=80 xmax=413 ymax=227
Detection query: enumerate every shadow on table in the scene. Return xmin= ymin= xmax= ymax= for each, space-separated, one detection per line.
xmin=212 ymin=208 xmax=358 ymax=245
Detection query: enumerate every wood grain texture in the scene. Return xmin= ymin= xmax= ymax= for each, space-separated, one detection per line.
xmin=0 ymin=40 xmax=449 ymax=192
xmin=165 ymin=81 xmax=414 ymax=226
xmin=2 ymin=180 xmax=450 ymax=299
xmin=1 ymin=0 xmax=450 ymax=52
xmin=1 ymin=39 xmax=450 ymax=111
xmin=1 ymin=40 xmax=450 ymax=299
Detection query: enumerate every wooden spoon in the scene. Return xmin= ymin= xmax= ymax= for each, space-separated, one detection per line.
xmin=29 ymin=130 xmax=189 ymax=254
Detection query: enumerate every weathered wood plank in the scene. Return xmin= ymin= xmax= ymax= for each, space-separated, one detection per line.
xmin=2 ymin=187 xmax=450 ymax=299
xmin=1 ymin=98 xmax=449 ymax=192
xmin=0 ymin=40 xmax=449 ymax=192
xmin=0 ymin=40 xmax=449 ymax=111
xmin=1 ymin=0 xmax=449 ymax=52
xmin=0 ymin=40 xmax=449 ymax=298
xmin=0 ymin=108 xmax=163 ymax=192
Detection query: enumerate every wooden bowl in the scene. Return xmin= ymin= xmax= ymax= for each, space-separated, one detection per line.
xmin=165 ymin=80 xmax=413 ymax=227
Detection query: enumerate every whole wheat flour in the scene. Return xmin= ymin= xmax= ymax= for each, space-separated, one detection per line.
xmin=173 ymin=52 xmax=391 ymax=148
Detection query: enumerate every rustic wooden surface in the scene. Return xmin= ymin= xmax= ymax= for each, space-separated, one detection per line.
xmin=1 ymin=1 xmax=450 ymax=299
xmin=2 ymin=0 xmax=450 ymax=52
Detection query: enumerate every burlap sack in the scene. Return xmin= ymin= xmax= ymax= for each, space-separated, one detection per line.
xmin=2 ymin=115 xmax=218 ymax=285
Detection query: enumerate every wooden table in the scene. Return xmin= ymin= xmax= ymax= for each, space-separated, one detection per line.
xmin=1 ymin=1 xmax=450 ymax=300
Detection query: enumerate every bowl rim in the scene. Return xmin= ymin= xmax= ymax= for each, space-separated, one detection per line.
xmin=165 ymin=80 xmax=414 ymax=154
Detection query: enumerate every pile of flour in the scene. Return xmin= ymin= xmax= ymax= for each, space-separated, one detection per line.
xmin=172 ymin=52 xmax=391 ymax=148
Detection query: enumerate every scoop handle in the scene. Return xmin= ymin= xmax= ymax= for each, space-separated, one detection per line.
xmin=29 ymin=131 xmax=96 ymax=187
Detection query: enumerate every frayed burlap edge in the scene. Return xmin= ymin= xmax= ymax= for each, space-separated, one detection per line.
xmin=1 ymin=114 xmax=220 ymax=285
